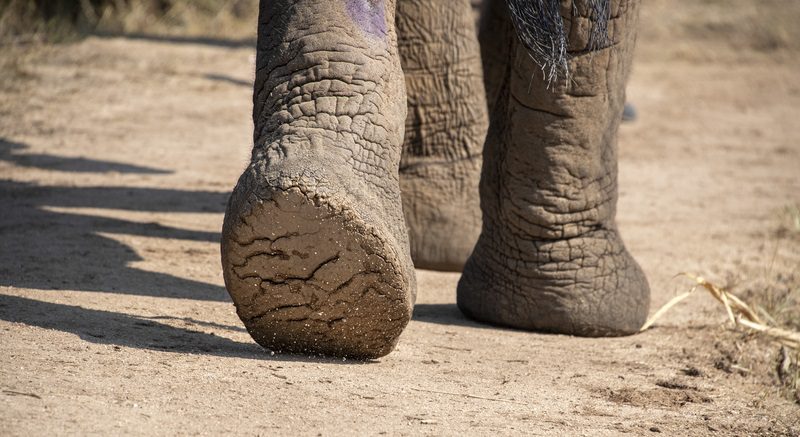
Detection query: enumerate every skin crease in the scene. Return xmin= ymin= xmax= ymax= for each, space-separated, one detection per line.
xmin=457 ymin=0 xmax=651 ymax=336
xmin=396 ymin=0 xmax=487 ymax=271
xmin=222 ymin=0 xmax=415 ymax=358
xmin=220 ymin=0 xmax=650 ymax=358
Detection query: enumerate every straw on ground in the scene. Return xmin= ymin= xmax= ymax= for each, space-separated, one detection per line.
xmin=640 ymin=273 xmax=800 ymax=350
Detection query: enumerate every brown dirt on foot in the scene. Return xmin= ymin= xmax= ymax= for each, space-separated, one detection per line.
xmin=1 ymin=0 xmax=799 ymax=434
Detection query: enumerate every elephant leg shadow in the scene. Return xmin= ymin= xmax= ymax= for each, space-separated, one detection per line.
xmin=412 ymin=303 xmax=487 ymax=328
xmin=0 ymin=294 xmax=263 ymax=358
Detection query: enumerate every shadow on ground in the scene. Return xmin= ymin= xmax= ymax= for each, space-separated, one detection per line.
xmin=0 ymin=178 xmax=230 ymax=300
xmin=1 ymin=138 xmax=171 ymax=174
xmin=412 ymin=303 xmax=485 ymax=328
xmin=93 ymin=32 xmax=255 ymax=49
xmin=205 ymin=73 xmax=252 ymax=88
xmin=411 ymin=303 xmax=535 ymax=334
xmin=0 ymin=294 xmax=264 ymax=359
xmin=0 ymin=138 xmax=230 ymax=301
xmin=0 ymin=137 xmax=492 ymax=361
xmin=0 ymin=294 xmax=386 ymax=364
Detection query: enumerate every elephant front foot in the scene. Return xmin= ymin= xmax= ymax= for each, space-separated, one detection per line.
xmin=457 ymin=230 xmax=650 ymax=336
xmin=221 ymin=164 xmax=415 ymax=359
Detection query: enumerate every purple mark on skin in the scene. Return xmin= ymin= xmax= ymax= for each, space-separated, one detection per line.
xmin=346 ymin=0 xmax=387 ymax=38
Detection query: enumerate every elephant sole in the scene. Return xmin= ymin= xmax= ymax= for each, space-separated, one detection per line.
xmin=221 ymin=186 xmax=412 ymax=359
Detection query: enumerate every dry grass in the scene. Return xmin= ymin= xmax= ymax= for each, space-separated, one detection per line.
xmin=92 ymin=0 xmax=258 ymax=39
xmin=0 ymin=0 xmax=257 ymax=91
xmin=641 ymin=273 xmax=800 ymax=349
xmin=0 ymin=0 xmax=258 ymax=43
xmin=642 ymin=270 xmax=799 ymax=403
xmin=641 ymin=207 xmax=800 ymax=404
xmin=776 ymin=205 xmax=800 ymax=240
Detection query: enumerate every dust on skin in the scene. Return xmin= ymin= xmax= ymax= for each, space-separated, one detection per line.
xmin=346 ymin=0 xmax=387 ymax=37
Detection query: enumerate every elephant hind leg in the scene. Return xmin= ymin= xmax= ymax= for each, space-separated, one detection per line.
xmin=396 ymin=0 xmax=488 ymax=271
xmin=458 ymin=0 xmax=650 ymax=336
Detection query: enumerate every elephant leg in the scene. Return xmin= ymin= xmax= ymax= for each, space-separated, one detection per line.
xmin=457 ymin=0 xmax=651 ymax=336
xmin=479 ymin=0 xmax=513 ymax=113
xmin=221 ymin=0 xmax=415 ymax=358
xmin=395 ymin=0 xmax=488 ymax=271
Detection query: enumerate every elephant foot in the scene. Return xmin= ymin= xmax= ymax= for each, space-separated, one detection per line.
xmin=457 ymin=230 xmax=650 ymax=336
xmin=458 ymin=0 xmax=650 ymax=335
xmin=400 ymin=155 xmax=482 ymax=271
xmin=396 ymin=0 xmax=487 ymax=271
xmin=221 ymin=167 xmax=414 ymax=359
xmin=225 ymin=0 xmax=416 ymax=358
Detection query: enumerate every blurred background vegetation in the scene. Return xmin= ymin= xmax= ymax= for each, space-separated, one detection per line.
xmin=2 ymin=0 xmax=798 ymax=55
xmin=0 ymin=0 xmax=258 ymax=43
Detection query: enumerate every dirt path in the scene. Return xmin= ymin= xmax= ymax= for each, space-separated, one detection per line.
xmin=2 ymin=2 xmax=799 ymax=435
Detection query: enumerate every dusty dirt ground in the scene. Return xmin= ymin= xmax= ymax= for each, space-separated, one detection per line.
xmin=1 ymin=1 xmax=799 ymax=435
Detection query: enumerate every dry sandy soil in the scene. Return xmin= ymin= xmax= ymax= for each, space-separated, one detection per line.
xmin=1 ymin=1 xmax=799 ymax=435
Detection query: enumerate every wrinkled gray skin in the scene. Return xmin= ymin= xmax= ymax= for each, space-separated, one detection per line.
xmin=397 ymin=0 xmax=487 ymax=272
xmin=221 ymin=0 xmax=651 ymax=358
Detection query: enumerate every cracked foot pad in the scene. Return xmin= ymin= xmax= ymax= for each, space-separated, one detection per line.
xmin=221 ymin=188 xmax=412 ymax=359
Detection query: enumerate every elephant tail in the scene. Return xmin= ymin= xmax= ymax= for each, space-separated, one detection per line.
xmin=505 ymin=0 xmax=612 ymax=85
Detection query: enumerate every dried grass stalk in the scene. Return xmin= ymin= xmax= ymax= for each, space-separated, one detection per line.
xmin=640 ymin=273 xmax=800 ymax=350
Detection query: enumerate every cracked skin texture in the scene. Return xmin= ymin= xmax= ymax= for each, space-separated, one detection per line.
xmin=396 ymin=0 xmax=488 ymax=271
xmin=222 ymin=186 xmax=410 ymax=358
xmin=457 ymin=0 xmax=651 ymax=336
xmin=222 ymin=0 xmax=650 ymax=359
xmin=221 ymin=0 xmax=414 ymax=358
